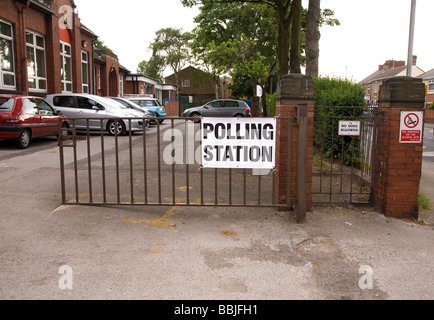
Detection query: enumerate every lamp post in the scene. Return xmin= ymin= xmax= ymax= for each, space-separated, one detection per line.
xmin=406 ymin=0 xmax=417 ymax=77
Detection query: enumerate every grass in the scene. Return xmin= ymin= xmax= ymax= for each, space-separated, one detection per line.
xmin=418 ymin=192 xmax=432 ymax=211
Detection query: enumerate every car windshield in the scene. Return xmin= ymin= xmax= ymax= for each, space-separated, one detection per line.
xmin=0 ymin=98 xmax=15 ymax=111
xmin=101 ymin=97 xmax=128 ymax=110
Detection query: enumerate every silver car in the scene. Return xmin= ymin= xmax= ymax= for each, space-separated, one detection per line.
xmin=45 ymin=93 xmax=144 ymax=136
xmin=182 ymin=99 xmax=251 ymax=122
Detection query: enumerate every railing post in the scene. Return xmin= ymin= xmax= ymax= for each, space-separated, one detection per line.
xmin=275 ymin=74 xmax=315 ymax=222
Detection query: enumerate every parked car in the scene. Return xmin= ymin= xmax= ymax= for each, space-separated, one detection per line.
xmin=108 ymin=97 xmax=157 ymax=126
xmin=126 ymin=97 xmax=166 ymax=123
xmin=182 ymin=99 xmax=251 ymax=121
xmin=0 ymin=94 xmax=69 ymax=149
xmin=45 ymin=93 xmax=144 ymax=136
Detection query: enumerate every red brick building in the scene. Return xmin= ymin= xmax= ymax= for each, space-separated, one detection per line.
xmin=0 ymin=0 xmax=170 ymax=102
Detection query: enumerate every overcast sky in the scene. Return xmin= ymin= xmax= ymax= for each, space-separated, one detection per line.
xmin=73 ymin=0 xmax=434 ymax=83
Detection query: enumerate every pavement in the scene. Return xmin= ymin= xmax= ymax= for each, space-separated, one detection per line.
xmin=0 ymin=125 xmax=433 ymax=301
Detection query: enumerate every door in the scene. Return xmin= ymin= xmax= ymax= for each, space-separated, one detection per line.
xmin=203 ymin=100 xmax=223 ymax=117
xmin=76 ymin=96 xmax=107 ymax=130
xmin=220 ymin=100 xmax=239 ymax=117
xmin=21 ymin=98 xmax=44 ymax=137
xmin=35 ymin=98 xmax=59 ymax=136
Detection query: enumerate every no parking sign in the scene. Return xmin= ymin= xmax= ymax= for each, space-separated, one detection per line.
xmin=399 ymin=111 xmax=423 ymax=143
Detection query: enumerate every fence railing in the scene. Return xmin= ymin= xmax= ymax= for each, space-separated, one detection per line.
xmin=58 ymin=117 xmax=291 ymax=208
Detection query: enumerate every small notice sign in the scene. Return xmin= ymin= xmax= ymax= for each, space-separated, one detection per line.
xmin=399 ymin=111 xmax=423 ymax=143
xmin=338 ymin=121 xmax=361 ymax=136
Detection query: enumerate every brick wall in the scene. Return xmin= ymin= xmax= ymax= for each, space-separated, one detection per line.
xmin=371 ymin=77 xmax=425 ymax=219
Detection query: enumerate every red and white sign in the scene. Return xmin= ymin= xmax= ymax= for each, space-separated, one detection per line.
xmin=399 ymin=111 xmax=423 ymax=143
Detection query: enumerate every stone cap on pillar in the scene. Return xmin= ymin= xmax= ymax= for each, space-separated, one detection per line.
xmin=276 ymin=74 xmax=315 ymax=101
xmin=378 ymin=76 xmax=425 ymax=106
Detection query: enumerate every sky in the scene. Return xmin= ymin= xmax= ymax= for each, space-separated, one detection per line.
xmin=73 ymin=0 xmax=434 ymax=83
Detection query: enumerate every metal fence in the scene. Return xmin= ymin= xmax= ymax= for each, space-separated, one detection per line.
xmin=311 ymin=105 xmax=376 ymax=205
xmin=58 ymin=117 xmax=291 ymax=208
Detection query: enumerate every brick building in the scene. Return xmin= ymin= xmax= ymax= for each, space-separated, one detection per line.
xmin=359 ymin=57 xmax=424 ymax=105
xmin=0 ymin=0 xmax=171 ymax=103
xmin=417 ymin=68 xmax=434 ymax=108
xmin=165 ymin=66 xmax=232 ymax=113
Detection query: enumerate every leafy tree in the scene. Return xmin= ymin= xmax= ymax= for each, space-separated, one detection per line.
xmin=148 ymin=28 xmax=194 ymax=90
xmin=191 ymin=2 xmax=277 ymax=114
xmin=182 ymin=0 xmax=339 ymax=77
xmin=136 ymin=55 xmax=165 ymax=82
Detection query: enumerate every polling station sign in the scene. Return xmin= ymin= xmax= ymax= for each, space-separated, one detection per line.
xmin=201 ymin=118 xmax=276 ymax=169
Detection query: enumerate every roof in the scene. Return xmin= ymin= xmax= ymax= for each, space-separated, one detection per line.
xmin=417 ymin=68 xmax=434 ymax=80
xmin=359 ymin=65 xmax=425 ymax=84
xmin=359 ymin=65 xmax=407 ymax=84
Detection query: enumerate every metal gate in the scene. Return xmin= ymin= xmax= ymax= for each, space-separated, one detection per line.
xmin=312 ymin=105 xmax=376 ymax=205
xmin=58 ymin=108 xmax=376 ymax=209
xmin=58 ymin=117 xmax=291 ymax=209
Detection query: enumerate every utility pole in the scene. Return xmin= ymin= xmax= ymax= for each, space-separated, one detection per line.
xmin=406 ymin=0 xmax=417 ymax=77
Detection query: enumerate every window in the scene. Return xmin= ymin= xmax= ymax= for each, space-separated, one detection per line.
xmin=35 ymin=98 xmax=55 ymax=115
xmin=225 ymin=101 xmax=238 ymax=108
xmin=26 ymin=31 xmax=47 ymax=91
xmin=119 ymin=74 xmax=124 ymax=97
xmin=60 ymin=41 xmax=72 ymax=92
xmin=182 ymin=79 xmax=190 ymax=87
xmin=53 ymin=95 xmax=74 ymax=108
xmin=97 ymin=67 xmax=101 ymax=91
xmin=81 ymin=51 xmax=89 ymax=93
xmin=22 ymin=98 xmax=39 ymax=115
xmin=429 ymin=80 xmax=434 ymax=92
xmin=77 ymin=97 xmax=103 ymax=110
xmin=0 ymin=20 xmax=15 ymax=89
xmin=374 ymin=82 xmax=378 ymax=94
xmin=208 ymin=100 xmax=224 ymax=108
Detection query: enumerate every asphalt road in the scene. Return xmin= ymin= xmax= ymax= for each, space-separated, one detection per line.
xmin=0 ymin=121 xmax=433 ymax=303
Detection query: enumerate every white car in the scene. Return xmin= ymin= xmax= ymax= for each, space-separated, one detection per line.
xmin=45 ymin=93 xmax=144 ymax=136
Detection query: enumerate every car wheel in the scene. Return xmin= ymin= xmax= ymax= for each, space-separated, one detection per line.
xmin=234 ymin=113 xmax=244 ymax=118
xmin=107 ymin=120 xmax=126 ymax=136
xmin=159 ymin=119 xmax=164 ymax=124
xmin=16 ymin=129 xmax=31 ymax=149
xmin=190 ymin=112 xmax=201 ymax=123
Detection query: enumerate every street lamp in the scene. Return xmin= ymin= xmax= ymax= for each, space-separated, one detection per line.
xmin=406 ymin=0 xmax=417 ymax=77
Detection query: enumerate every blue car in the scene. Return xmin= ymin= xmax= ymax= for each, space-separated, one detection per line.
xmin=127 ymin=97 xmax=167 ymax=123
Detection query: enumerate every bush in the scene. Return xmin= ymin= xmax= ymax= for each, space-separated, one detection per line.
xmin=313 ymin=77 xmax=365 ymax=166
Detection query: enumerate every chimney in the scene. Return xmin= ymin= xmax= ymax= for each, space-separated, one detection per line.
xmin=412 ymin=55 xmax=417 ymax=66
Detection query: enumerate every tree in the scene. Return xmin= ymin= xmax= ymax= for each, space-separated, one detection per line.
xmin=183 ymin=0 xmax=301 ymax=76
xmin=305 ymin=1 xmax=340 ymax=76
xmin=148 ymin=27 xmax=194 ymax=90
xmin=182 ymin=0 xmax=338 ymax=77
xmin=191 ymin=2 xmax=277 ymax=114
xmin=93 ymin=38 xmax=114 ymax=53
xmin=136 ymin=55 xmax=165 ymax=82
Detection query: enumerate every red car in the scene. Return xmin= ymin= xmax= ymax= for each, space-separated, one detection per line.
xmin=0 ymin=95 xmax=69 ymax=149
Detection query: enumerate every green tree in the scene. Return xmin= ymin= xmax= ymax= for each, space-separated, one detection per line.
xmin=136 ymin=55 xmax=165 ymax=82
xmin=182 ymin=0 xmax=338 ymax=77
xmin=191 ymin=2 xmax=277 ymax=114
xmin=149 ymin=27 xmax=194 ymax=90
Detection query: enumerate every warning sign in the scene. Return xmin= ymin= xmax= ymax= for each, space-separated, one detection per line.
xmin=338 ymin=121 xmax=361 ymax=136
xmin=201 ymin=118 xmax=276 ymax=169
xmin=400 ymin=111 xmax=423 ymax=143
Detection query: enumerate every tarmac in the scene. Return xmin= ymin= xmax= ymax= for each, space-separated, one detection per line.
xmin=0 ymin=125 xmax=433 ymax=301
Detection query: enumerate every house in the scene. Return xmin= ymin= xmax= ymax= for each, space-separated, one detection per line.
xmin=165 ymin=66 xmax=232 ymax=113
xmin=416 ymin=68 xmax=434 ymax=108
xmin=359 ymin=57 xmax=424 ymax=105
xmin=0 ymin=0 xmax=172 ymax=104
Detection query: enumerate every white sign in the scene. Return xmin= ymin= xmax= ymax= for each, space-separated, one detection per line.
xmin=201 ymin=118 xmax=276 ymax=169
xmin=338 ymin=121 xmax=361 ymax=136
xmin=399 ymin=111 xmax=423 ymax=143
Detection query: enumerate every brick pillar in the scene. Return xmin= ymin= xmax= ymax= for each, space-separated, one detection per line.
xmin=274 ymin=74 xmax=315 ymax=221
xmin=372 ymin=77 xmax=425 ymax=219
